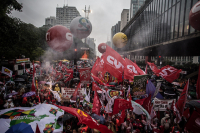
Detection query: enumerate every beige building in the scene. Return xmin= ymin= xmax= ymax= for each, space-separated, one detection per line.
xmin=120 ymin=9 xmax=129 ymax=31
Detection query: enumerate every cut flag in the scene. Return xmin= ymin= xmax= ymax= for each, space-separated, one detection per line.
xmin=147 ymin=62 xmax=160 ymax=76
xmin=142 ymin=94 xmax=152 ymax=114
xmin=92 ymin=86 xmax=101 ymax=115
xmin=92 ymin=82 xmax=103 ymax=91
xmin=175 ymin=79 xmax=189 ymax=123
xmin=185 ymin=111 xmax=200 ymax=133
xmin=118 ymin=110 xmax=126 ymax=126
xmin=112 ymin=99 xmax=133 ymax=115
xmin=79 ymin=67 xmax=91 ymax=83
xmin=103 ymin=45 xmax=125 ymax=81
xmin=159 ymin=65 xmax=182 ymax=83
xmin=57 ymin=105 xmax=113 ymax=133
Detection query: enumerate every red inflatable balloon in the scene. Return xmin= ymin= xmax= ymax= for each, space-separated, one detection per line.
xmin=189 ymin=1 xmax=200 ymax=30
xmin=98 ymin=43 xmax=107 ymax=53
xmin=46 ymin=25 xmax=73 ymax=52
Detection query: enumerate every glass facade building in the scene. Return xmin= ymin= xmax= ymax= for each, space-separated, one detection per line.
xmin=122 ymin=0 xmax=200 ymax=54
xmin=130 ymin=0 xmax=146 ymax=19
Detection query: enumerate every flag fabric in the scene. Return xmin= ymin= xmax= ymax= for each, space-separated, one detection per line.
xmin=146 ymin=81 xmax=163 ymax=99
xmin=153 ymin=82 xmax=162 ymax=99
xmin=159 ymin=65 xmax=182 ymax=83
xmin=50 ymin=90 xmax=61 ymax=102
xmin=196 ymin=64 xmax=200 ymax=99
xmin=124 ymin=58 xmax=145 ymax=80
xmin=95 ymin=54 xmax=106 ymax=77
xmin=175 ymin=80 xmax=189 ymax=123
xmin=1 ymin=66 xmax=12 ymax=77
xmin=105 ymin=96 xmax=116 ymax=114
xmin=150 ymin=106 xmax=156 ymax=120
xmin=31 ymin=61 xmax=36 ymax=92
xmin=92 ymin=82 xmax=103 ymax=91
xmin=112 ymin=99 xmax=133 ymax=115
xmin=156 ymin=108 xmax=160 ymax=120
xmin=91 ymin=57 xmax=100 ymax=76
xmin=79 ymin=68 xmax=91 ymax=83
xmin=147 ymin=62 xmax=160 ymax=76
xmin=63 ymin=69 xmax=73 ymax=83
xmin=35 ymin=123 xmax=41 ymax=133
xmin=142 ymin=94 xmax=152 ymax=114
xmin=57 ymin=105 xmax=113 ymax=133
xmin=185 ymin=111 xmax=200 ymax=133
xmin=183 ymin=108 xmax=190 ymax=120
xmin=105 ymin=89 xmax=123 ymax=101
xmin=171 ymin=100 xmax=176 ymax=115
xmin=103 ymin=45 xmax=124 ymax=81
xmin=72 ymin=83 xmax=81 ymax=99
xmin=118 ymin=110 xmax=126 ymax=126
xmin=92 ymin=87 xmax=101 ymax=115
xmin=135 ymin=98 xmax=147 ymax=105
xmin=91 ymin=75 xmax=106 ymax=86
xmin=126 ymin=85 xmax=132 ymax=101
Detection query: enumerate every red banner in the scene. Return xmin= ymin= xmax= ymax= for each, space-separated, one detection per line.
xmin=57 ymin=106 xmax=113 ymax=133
xmin=112 ymin=99 xmax=133 ymax=115
xmin=159 ymin=65 xmax=182 ymax=83
xmin=175 ymin=80 xmax=189 ymax=123
xmin=147 ymin=62 xmax=160 ymax=76
xmin=185 ymin=111 xmax=200 ymax=133
xmin=92 ymin=86 xmax=101 ymax=115
xmin=79 ymin=68 xmax=91 ymax=83
xmin=103 ymin=45 xmax=124 ymax=81
xmin=124 ymin=58 xmax=145 ymax=80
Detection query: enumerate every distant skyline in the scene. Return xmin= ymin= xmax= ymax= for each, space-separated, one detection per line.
xmin=11 ymin=0 xmax=130 ymax=57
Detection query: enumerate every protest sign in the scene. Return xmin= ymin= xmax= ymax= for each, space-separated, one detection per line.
xmin=132 ymin=75 xmax=148 ymax=96
xmin=61 ymin=87 xmax=84 ymax=98
xmin=1 ymin=66 xmax=12 ymax=77
xmin=153 ymin=98 xmax=175 ymax=111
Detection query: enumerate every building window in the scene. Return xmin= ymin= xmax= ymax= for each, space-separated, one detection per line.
xmin=179 ymin=0 xmax=185 ymax=37
xmin=170 ymin=6 xmax=175 ymax=39
xmin=174 ymin=2 xmax=180 ymax=38
xmin=184 ymin=0 xmax=191 ymax=36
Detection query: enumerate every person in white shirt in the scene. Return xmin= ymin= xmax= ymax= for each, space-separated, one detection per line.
xmin=4 ymin=99 xmax=14 ymax=109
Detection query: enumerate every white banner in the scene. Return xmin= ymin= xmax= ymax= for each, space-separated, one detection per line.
xmin=61 ymin=87 xmax=84 ymax=98
xmin=0 ymin=104 xmax=64 ymax=133
xmin=1 ymin=66 xmax=12 ymax=77
xmin=51 ymin=90 xmax=61 ymax=102
xmin=153 ymin=98 xmax=175 ymax=111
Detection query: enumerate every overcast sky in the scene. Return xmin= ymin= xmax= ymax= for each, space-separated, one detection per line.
xmin=11 ymin=0 xmax=130 ymax=57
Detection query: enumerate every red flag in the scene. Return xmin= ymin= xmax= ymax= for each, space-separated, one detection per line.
xmin=91 ymin=57 xmax=100 ymax=76
xmin=92 ymin=82 xmax=103 ymax=91
xmin=72 ymin=83 xmax=81 ymax=99
xmin=126 ymin=86 xmax=132 ymax=101
xmin=92 ymin=75 xmax=106 ymax=86
xmin=196 ymin=64 xmax=200 ymax=99
xmin=79 ymin=68 xmax=91 ymax=83
xmin=124 ymin=58 xmax=141 ymax=80
xmin=103 ymin=45 xmax=124 ymax=81
xmin=135 ymin=98 xmax=146 ymax=105
xmin=183 ymin=108 xmax=190 ymax=120
xmin=35 ymin=123 xmax=41 ymax=133
xmin=175 ymin=80 xmax=189 ymax=123
xmin=159 ymin=65 xmax=182 ymax=83
xmin=147 ymin=62 xmax=160 ymax=77
xmin=59 ymin=61 xmax=62 ymax=67
xmin=57 ymin=106 xmax=113 ymax=133
xmin=112 ymin=99 xmax=133 ymax=115
xmin=142 ymin=94 xmax=152 ymax=114
xmin=118 ymin=109 xmax=125 ymax=126
xmin=171 ymin=100 xmax=176 ymax=116
xmin=63 ymin=68 xmax=73 ymax=83
xmin=185 ymin=111 xmax=200 ymax=133
xmin=92 ymin=86 xmax=101 ymax=115
xmin=95 ymin=54 xmax=106 ymax=75
xmin=31 ymin=61 xmax=36 ymax=92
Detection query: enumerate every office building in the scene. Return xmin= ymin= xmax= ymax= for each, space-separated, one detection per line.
xmin=120 ymin=9 xmax=129 ymax=31
xmin=45 ymin=16 xmax=56 ymax=26
xmin=86 ymin=37 xmax=96 ymax=56
xmin=130 ymin=0 xmax=146 ymax=19
xmin=56 ymin=5 xmax=81 ymax=28
xmin=111 ymin=21 xmax=121 ymax=49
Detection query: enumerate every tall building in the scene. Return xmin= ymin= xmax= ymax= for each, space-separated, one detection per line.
xmin=120 ymin=9 xmax=129 ymax=31
xmin=111 ymin=21 xmax=121 ymax=48
xmin=130 ymin=0 xmax=146 ymax=19
xmin=56 ymin=5 xmax=81 ymax=28
xmin=45 ymin=16 xmax=56 ymax=26
xmin=86 ymin=37 xmax=96 ymax=56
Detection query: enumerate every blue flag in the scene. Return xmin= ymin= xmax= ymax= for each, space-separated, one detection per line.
xmin=146 ymin=80 xmax=163 ymax=99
